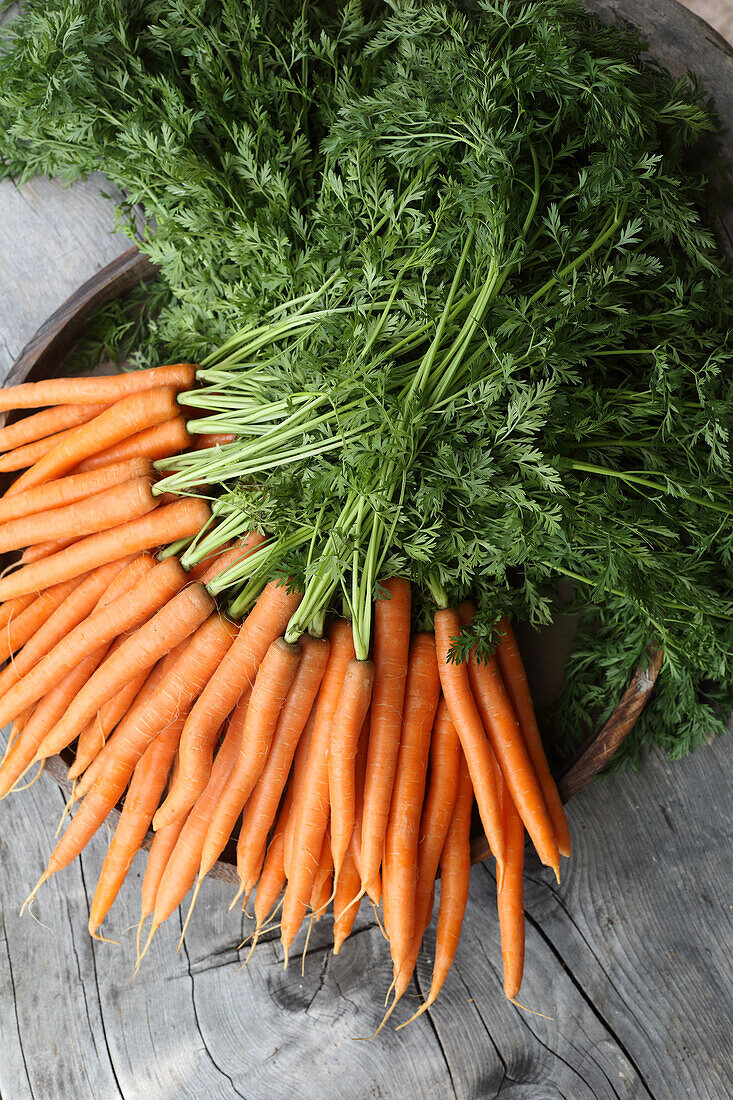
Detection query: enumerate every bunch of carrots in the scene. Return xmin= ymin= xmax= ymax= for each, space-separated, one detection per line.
xmin=0 ymin=364 xmax=570 ymax=1030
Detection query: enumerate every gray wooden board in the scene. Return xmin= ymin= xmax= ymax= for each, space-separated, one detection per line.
xmin=0 ymin=1 xmax=732 ymax=1097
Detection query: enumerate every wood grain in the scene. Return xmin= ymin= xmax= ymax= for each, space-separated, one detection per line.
xmin=0 ymin=2 xmax=731 ymax=1098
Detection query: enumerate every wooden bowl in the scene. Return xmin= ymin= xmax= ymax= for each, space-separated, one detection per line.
xmin=2 ymin=0 xmax=732 ymax=879
xmin=0 ymin=245 xmax=664 ymax=880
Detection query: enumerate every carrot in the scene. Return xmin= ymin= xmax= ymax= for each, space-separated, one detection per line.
xmin=141 ymin=814 xmax=187 ymax=924
xmin=329 ymin=658 xmax=375 ymax=883
xmin=497 ymin=773 xmax=525 ymax=1000
xmin=73 ymin=643 xmax=186 ymax=795
xmin=280 ymin=620 xmax=356 ymax=959
xmin=72 ymin=417 xmax=192 ymax=473
xmin=282 ymin=708 xmax=317 ymax=880
xmin=194 ymin=531 xmax=266 ymax=584
xmin=360 ymin=577 xmax=411 ymax=903
xmin=199 ymin=637 xmax=301 ymax=877
xmin=349 ymin=709 xmax=371 ymax=881
xmin=494 ymin=617 xmax=571 ymax=858
xmin=18 ymin=537 xmax=77 ymax=565
xmin=0 ymin=498 xmax=210 ymax=602
xmin=0 ymin=363 xmax=196 ymax=411
xmin=0 ymin=577 xmax=83 ymax=664
xmin=251 ymin=784 xmax=293 ymax=941
xmin=0 ymin=458 xmax=154 ymax=525
xmin=36 ymin=584 xmax=215 ymax=763
xmin=234 ymin=635 xmax=329 ymax=893
xmin=382 ymin=632 xmax=440 ymax=978
xmin=172 ymin=580 xmax=301 ymax=803
xmin=0 ymin=560 xmax=128 ymax=699
xmin=463 ymin=628 xmax=559 ymax=878
xmin=0 ymin=476 xmax=158 ymax=555
xmin=0 ymin=647 xmax=110 ymax=798
xmin=88 ymin=716 xmax=183 ymax=936
xmin=71 ymin=615 xmax=233 ymax=804
xmin=145 ymin=609 xmax=244 ymax=828
xmin=434 ymin=607 xmax=505 ymax=880
xmin=0 ymin=593 xmax=36 ymax=635
xmin=0 ymin=427 xmax=79 ymax=473
xmin=185 ymin=542 xmax=232 ymax=581
xmin=413 ymin=698 xmax=462 ymax=937
xmin=333 ymin=845 xmax=362 ymax=954
xmin=0 ymin=403 xmax=109 ymax=452
xmin=399 ymin=753 xmax=473 ymax=1028
xmin=194 ymin=432 xmax=237 ymax=450
xmin=8 ymin=387 xmax=180 ymax=496
xmin=310 ymin=827 xmax=333 ymax=918
xmin=149 ymin=709 xmax=246 ymax=934
xmin=0 ymin=556 xmax=181 ymax=733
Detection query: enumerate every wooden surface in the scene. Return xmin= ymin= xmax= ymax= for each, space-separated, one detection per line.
xmin=1 ymin=2 xmax=732 ymax=1097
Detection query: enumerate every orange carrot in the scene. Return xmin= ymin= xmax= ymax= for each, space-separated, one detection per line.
xmin=413 ymin=698 xmax=462 ymax=936
xmin=434 ymin=607 xmax=505 ymax=879
xmin=141 ymin=813 xmax=187 ymax=923
xmin=280 ymin=620 xmax=356 ymax=958
xmin=282 ymin=708 xmax=317 ymax=881
xmin=0 ymin=560 xmax=128 ymax=699
xmin=199 ymin=638 xmax=301 ymax=877
xmin=465 ymin=636 xmax=559 ymax=878
xmin=18 ymin=537 xmax=77 ymax=564
xmin=329 ymin=658 xmax=375 ymax=883
xmin=0 ymin=427 xmax=79 ymax=473
xmin=333 ymin=845 xmax=362 ymax=954
xmin=251 ymin=784 xmax=293 ymax=938
xmin=0 ymin=403 xmax=109 ymax=452
xmin=494 ymin=617 xmax=571 ymax=858
xmin=360 ymin=577 xmax=411 ymax=903
xmin=0 ymin=593 xmax=36 ymax=635
xmin=0 ymin=458 xmax=154 ymax=525
xmin=236 ymin=636 xmax=329 ymax=893
xmin=349 ymin=709 xmax=371 ymax=882
xmin=0 ymin=363 xmax=196 ymax=411
xmin=73 ymin=417 xmax=192 ymax=473
xmin=497 ymin=772 xmax=525 ymax=999
xmin=172 ymin=581 xmax=301 ymax=801
xmin=73 ymin=643 xmax=186 ymax=795
xmin=194 ymin=432 xmax=236 ymax=450
xmin=0 ymin=577 xmax=83 ymax=664
xmin=310 ymin=827 xmax=333 ymax=918
xmin=150 ymin=711 xmax=246 ymax=932
xmin=0 ymin=476 xmax=158 ymax=555
xmin=399 ymin=753 xmax=473 ymax=1027
xmin=88 ymin=717 xmax=183 ymax=935
xmin=8 ymin=387 xmax=179 ymax=495
xmin=0 ymin=647 xmax=110 ymax=798
xmin=382 ymin=632 xmax=440 ymax=977
xmin=194 ymin=531 xmax=266 ymax=585
xmin=73 ymin=666 xmax=150 ymax=782
xmin=0 ymin=498 xmax=210 ymax=602
xmin=71 ymin=614 xmax=233 ymax=802
xmin=36 ymin=583 xmax=214 ymax=762
xmin=143 ymin=610 xmax=240 ymax=827
xmin=0 ymin=556 xmax=182 ymax=732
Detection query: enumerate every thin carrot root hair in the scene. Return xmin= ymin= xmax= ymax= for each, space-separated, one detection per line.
xmin=355 ymin=989 xmax=403 ymax=1041
xmin=301 ymin=914 xmax=315 ymax=977
xmin=228 ymin=881 xmax=245 ymax=911
xmin=509 ymin=997 xmax=555 ymax=1020
xmin=134 ymin=921 xmax=159 ymax=975
xmin=395 ymin=1001 xmax=430 ymax=1030
xmin=177 ymin=875 xmax=203 ymax=952
xmin=55 ymin=782 xmax=77 ymax=837
xmin=135 ymin=914 xmax=149 ymax=963
xmin=20 ymin=868 xmax=51 ymax=916
xmin=89 ymin=925 xmax=121 ymax=947
xmin=11 ymin=761 xmax=45 ymax=794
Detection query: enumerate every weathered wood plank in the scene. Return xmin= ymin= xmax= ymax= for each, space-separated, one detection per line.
xmin=0 ymin=3 xmax=732 ymax=1099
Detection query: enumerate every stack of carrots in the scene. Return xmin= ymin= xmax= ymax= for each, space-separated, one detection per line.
xmin=0 ymin=365 xmax=571 ymax=1030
